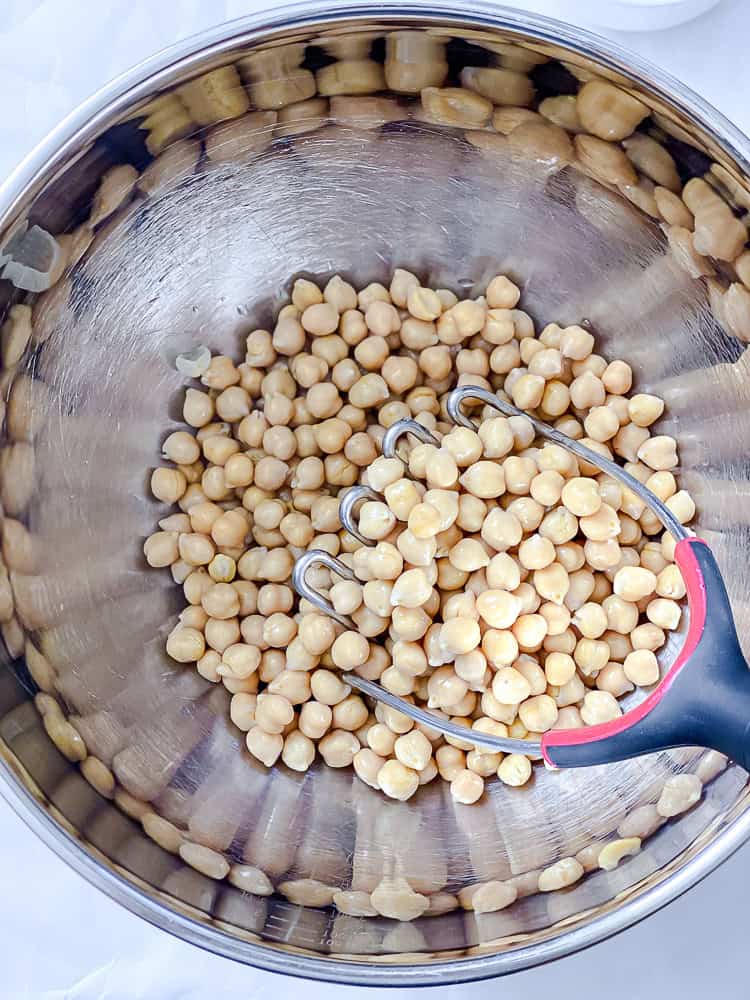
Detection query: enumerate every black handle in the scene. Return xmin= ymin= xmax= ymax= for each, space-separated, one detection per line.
xmin=543 ymin=539 xmax=750 ymax=770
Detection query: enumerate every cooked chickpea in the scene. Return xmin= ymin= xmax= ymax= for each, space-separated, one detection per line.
xmin=581 ymin=690 xmax=622 ymax=725
xmin=623 ymin=649 xmax=660 ymax=686
xmin=450 ymin=769 xmax=484 ymax=804
xmin=439 ymin=618 xmax=481 ymax=657
xmin=378 ymin=759 xmax=419 ymax=800
xmin=561 ymin=477 xmax=601 ymax=517
xmin=475 ymin=589 xmax=521 ymax=630
xmin=166 ymin=627 xmax=205 ymax=662
xmin=518 ymin=694 xmax=558 ymax=732
xmin=574 ymin=637 xmax=610 ymax=676
xmin=613 ymin=565 xmax=656 ymax=602
xmin=448 ymin=538 xmax=490 ymax=573
xmin=144 ymin=531 xmax=179 ymax=568
xmin=637 ymin=435 xmax=678 ymax=471
xmin=151 ymin=467 xmax=187 ymax=504
xmin=496 ymin=753 xmax=532 ymax=787
xmin=646 ymin=597 xmax=681 ymax=630
xmin=246 ymin=728 xmax=284 ymax=767
xmin=628 ymin=393 xmax=665 ymax=427
xmin=330 ymin=631 xmax=369 ymax=670
xmin=571 ymin=601 xmax=606 ymax=639
xmin=518 ymin=534 xmax=555 ymax=570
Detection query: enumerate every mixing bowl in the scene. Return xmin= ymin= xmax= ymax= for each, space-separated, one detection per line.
xmin=1 ymin=1 xmax=749 ymax=986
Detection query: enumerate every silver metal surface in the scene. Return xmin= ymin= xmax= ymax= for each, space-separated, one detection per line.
xmin=0 ymin=0 xmax=748 ymax=987
xmin=292 ymin=548 xmax=357 ymax=627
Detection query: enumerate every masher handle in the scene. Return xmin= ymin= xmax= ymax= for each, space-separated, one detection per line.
xmin=542 ymin=539 xmax=750 ymax=770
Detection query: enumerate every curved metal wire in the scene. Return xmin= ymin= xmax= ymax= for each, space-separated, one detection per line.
xmin=344 ymin=674 xmax=543 ymax=757
xmin=291 ymin=549 xmax=357 ymax=628
xmin=339 ymin=485 xmax=381 ymax=544
xmin=447 ymin=384 xmax=690 ymax=542
xmin=339 ymin=419 xmax=440 ymax=543
xmin=382 ymin=417 xmax=439 ymax=458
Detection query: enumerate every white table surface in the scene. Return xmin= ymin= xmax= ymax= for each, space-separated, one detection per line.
xmin=1 ymin=0 xmax=749 ymax=996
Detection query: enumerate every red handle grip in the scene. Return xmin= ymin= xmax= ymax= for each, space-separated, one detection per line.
xmin=541 ymin=537 xmax=709 ymax=768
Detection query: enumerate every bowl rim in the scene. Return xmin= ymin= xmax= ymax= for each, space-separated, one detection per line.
xmin=1 ymin=0 xmax=750 ymax=986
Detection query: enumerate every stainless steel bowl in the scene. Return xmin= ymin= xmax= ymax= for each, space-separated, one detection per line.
xmin=1 ymin=1 xmax=749 ymax=985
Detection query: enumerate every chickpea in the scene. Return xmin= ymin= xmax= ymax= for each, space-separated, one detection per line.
xmin=574 ymin=636 xmax=610 ymax=676
xmin=448 ymin=538 xmax=489 ymax=573
xmin=450 ymin=769 xmax=484 ymax=804
xmin=151 ymin=467 xmax=187 ymax=504
xmin=519 ymin=694 xmax=558 ymax=732
xmin=210 ymin=510 xmax=247 ymax=549
xmin=583 ymin=538 xmax=620 ymax=571
xmin=569 ymin=600 xmax=609 ymax=644
xmin=144 ymin=531 xmax=179 ymax=568
xmin=559 ymin=324 xmax=594 ymax=361
xmin=179 ymin=532 xmax=216 ymax=567
xmin=637 ymin=435 xmax=678 ymax=471
xmin=393 ymin=729 xmax=432 ymax=771
xmin=513 ymin=533 xmax=552 ymax=573
xmin=623 ymin=648 xmax=660 ymax=687
xmin=297 ymin=701 xmax=332 ymax=740
xmin=300 ymin=301 xmax=338 ymax=336
xmin=407 ymin=502 xmax=442 ymax=540
xmin=578 ymin=502 xmax=619 ymax=543
xmin=628 ymin=393 xmax=665 ymax=428
xmin=246 ymin=727 xmax=284 ymax=767
xmin=166 ymin=627 xmax=205 ymax=662
xmin=530 ymin=562 xmax=568 ymax=606
xmin=601 ymin=359 xmax=632 ymax=394
xmin=646 ymin=597 xmax=681 ymax=630
xmin=497 ymin=753 xmax=532 ymax=787
xmin=584 ymin=405 xmax=620 ymax=443
xmin=561 ymin=477 xmax=601 ymax=517
xmin=292 ymin=278 xmax=323 ymax=310
xmin=581 ymin=690 xmax=622 ymax=726
xmin=378 ymin=759 xmax=419 ymax=801
xmin=654 ymin=563 xmax=685 ymax=601
xmin=612 ymin=565 xmax=656 ymax=602
xmin=439 ymin=618 xmax=481 ymax=657
xmin=657 ymin=773 xmax=703 ymax=818
xmin=490 ymin=665 xmax=529 ymax=705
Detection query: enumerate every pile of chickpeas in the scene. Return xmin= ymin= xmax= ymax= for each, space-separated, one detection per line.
xmin=144 ymin=267 xmax=694 ymax=807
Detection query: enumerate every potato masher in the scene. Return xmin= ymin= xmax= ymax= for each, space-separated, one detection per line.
xmin=293 ymin=384 xmax=750 ymax=770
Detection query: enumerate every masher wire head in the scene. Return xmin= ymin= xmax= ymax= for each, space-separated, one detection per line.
xmin=292 ymin=385 xmax=691 ymax=758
